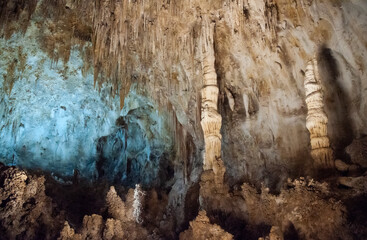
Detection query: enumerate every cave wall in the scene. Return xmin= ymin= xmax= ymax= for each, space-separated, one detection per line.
xmin=213 ymin=0 xmax=367 ymax=185
xmin=0 ymin=0 xmax=366 ymax=188
xmin=0 ymin=23 xmax=120 ymax=177
xmin=89 ymin=0 xmax=367 ymax=185
xmin=96 ymin=88 xmax=175 ymax=187
xmin=0 ymin=1 xmax=367 ymax=239
xmin=0 ymin=6 xmax=175 ymax=183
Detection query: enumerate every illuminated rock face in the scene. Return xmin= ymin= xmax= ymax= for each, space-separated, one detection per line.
xmin=0 ymin=29 xmax=173 ymax=184
xmin=304 ymin=58 xmax=334 ymax=168
xmin=0 ymin=29 xmax=119 ymax=177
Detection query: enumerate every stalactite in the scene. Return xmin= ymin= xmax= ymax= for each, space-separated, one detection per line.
xmin=200 ymin=16 xmax=226 ymax=182
xmin=304 ymin=58 xmax=334 ymax=168
xmin=0 ymin=0 xmax=38 ymax=38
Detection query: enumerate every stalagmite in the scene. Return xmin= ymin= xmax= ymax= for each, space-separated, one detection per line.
xmin=304 ymin=58 xmax=334 ymax=168
xmin=179 ymin=211 xmax=233 ymax=240
xmin=133 ymin=184 xmax=145 ymax=224
xmin=200 ymin=17 xmax=226 ymax=181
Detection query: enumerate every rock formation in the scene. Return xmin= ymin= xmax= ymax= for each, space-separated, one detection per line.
xmin=58 ymin=185 xmax=149 ymax=240
xmin=0 ymin=163 xmax=64 ymax=240
xmin=1 ymin=160 xmax=367 ymax=239
xmin=304 ymin=58 xmax=334 ymax=168
xmin=200 ymin=16 xmax=226 ymax=183
xmin=179 ymin=211 xmax=233 ymax=240
xmin=260 ymin=226 xmax=284 ymax=240
xmin=0 ymin=0 xmax=367 ymax=239
xmin=242 ymin=177 xmax=349 ymax=240
xmin=1 ymin=0 xmax=366 ymax=187
xmin=346 ymin=136 xmax=367 ymax=168
xmin=105 ymin=186 xmax=126 ymax=221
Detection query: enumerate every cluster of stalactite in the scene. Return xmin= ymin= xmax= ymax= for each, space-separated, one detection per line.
xmin=3 ymin=0 xmax=362 ymax=176
xmin=304 ymin=58 xmax=334 ymax=168
xmin=91 ymin=0 xmax=252 ymax=109
xmin=0 ymin=0 xmax=38 ymax=38
xmin=0 ymin=0 xmax=253 ymax=110
xmin=92 ymin=0 xmax=197 ymax=108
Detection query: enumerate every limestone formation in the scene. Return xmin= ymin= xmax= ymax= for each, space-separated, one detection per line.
xmin=304 ymin=58 xmax=334 ymax=168
xmin=262 ymin=226 xmax=284 ymax=240
xmin=1 ymin=0 xmax=367 ymax=240
xmin=80 ymin=214 xmax=104 ymax=240
xmin=268 ymin=226 xmax=284 ymax=240
xmin=58 ymin=185 xmax=149 ymax=240
xmin=103 ymin=218 xmax=124 ymax=240
xmin=200 ymin=16 xmax=226 ymax=182
xmin=1 ymin=0 xmax=367 ymax=189
xmin=242 ymin=177 xmax=350 ymax=240
xmin=58 ymin=222 xmax=82 ymax=240
xmin=106 ymin=186 xmax=126 ymax=221
xmin=179 ymin=211 xmax=233 ymax=240
xmin=335 ymin=159 xmax=350 ymax=172
xmin=2 ymin=163 xmax=367 ymax=239
xmin=133 ymin=184 xmax=145 ymax=224
xmin=346 ymin=136 xmax=367 ymax=168
xmin=0 ymin=163 xmax=63 ymax=240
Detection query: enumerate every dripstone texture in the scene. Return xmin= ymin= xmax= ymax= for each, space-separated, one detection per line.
xmin=1 ymin=0 xmax=367 ymax=239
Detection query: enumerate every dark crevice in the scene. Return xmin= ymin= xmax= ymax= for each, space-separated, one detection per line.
xmin=208 ymin=210 xmax=270 ymax=240
xmin=344 ymin=194 xmax=367 ymax=239
xmin=0 ymin=196 xmax=12 ymax=208
xmin=181 ymin=182 xmax=200 ymax=232
xmin=284 ymin=221 xmax=300 ymax=240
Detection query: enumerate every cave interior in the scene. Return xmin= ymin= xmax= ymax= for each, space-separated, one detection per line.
xmin=0 ymin=0 xmax=367 ymax=240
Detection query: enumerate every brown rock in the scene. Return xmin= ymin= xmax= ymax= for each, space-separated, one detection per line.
xmin=179 ymin=211 xmax=233 ymax=240
xmin=335 ymin=159 xmax=349 ymax=172
xmin=346 ymin=137 xmax=367 ymax=168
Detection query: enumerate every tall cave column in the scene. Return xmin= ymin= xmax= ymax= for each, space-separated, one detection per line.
xmin=304 ymin=58 xmax=334 ymax=168
xmin=200 ymin=17 xmax=226 ymax=182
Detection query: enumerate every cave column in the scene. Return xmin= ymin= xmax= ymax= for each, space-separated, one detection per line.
xmin=304 ymin=57 xmax=334 ymax=168
xmin=200 ymin=16 xmax=226 ymax=183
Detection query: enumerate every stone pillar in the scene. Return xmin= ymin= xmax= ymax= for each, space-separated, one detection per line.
xmin=200 ymin=17 xmax=225 ymax=182
xmin=304 ymin=58 xmax=334 ymax=168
